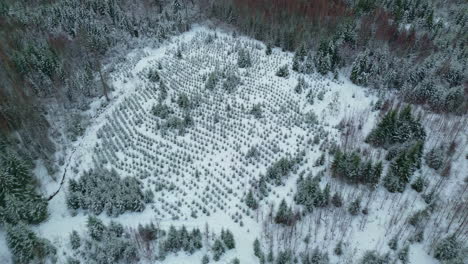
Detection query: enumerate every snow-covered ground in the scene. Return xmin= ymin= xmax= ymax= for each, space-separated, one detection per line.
xmin=2 ymin=25 xmax=466 ymax=264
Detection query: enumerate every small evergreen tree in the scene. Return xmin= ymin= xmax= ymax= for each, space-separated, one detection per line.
xmin=253 ymin=238 xmax=263 ymax=259
xmin=245 ymin=190 xmax=258 ymax=209
xmin=212 ymin=238 xmax=226 ymax=261
xmin=202 ymin=254 xmax=210 ymax=264
xmin=348 ymin=197 xmax=361 ymax=216
xmin=275 ymin=199 xmax=293 ymax=225
xmin=398 ymin=245 xmax=409 ymax=264
xmin=411 ymin=176 xmax=425 ymax=193
xmin=70 ymin=230 xmax=81 ymax=250
xmin=434 ymin=235 xmax=461 ymax=261
xmin=266 ymin=43 xmax=272 ymax=55
xmin=334 ymin=241 xmax=343 ymax=256
xmin=222 ymin=229 xmax=235 ymax=249
xmin=87 ymin=216 xmax=106 ymax=241
xmin=331 ymin=192 xmax=343 ymax=207
xmin=276 ymin=65 xmax=289 ymax=78
xmin=388 ymin=235 xmax=398 ymax=250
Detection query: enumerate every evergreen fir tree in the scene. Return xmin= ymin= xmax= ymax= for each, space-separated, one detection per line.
xmin=276 ymin=65 xmax=289 ymax=78
xmin=245 ymin=190 xmax=258 ymax=209
xmin=87 ymin=216 xmax=106 ymax=241
xmin=334 ymin=241 xmax=343 ymax=256
xmin=331 ymin=192 xmax=343 ymax=208
xmin=411 ymin=176 xmax=425 ymax=193
xmin=253 ymin=238 xmax=263 ymax=259
xmin=434 ymin=235 xmax=461 ymax=261
xmin=6 ymin=223 xmax=56 ymax=264
xmin=266 ymin=43 xmax=272 ymax=55
xmin=212 ymin=238 xmax=225 ymax=261
xmin=222 ymin=229 xmax=235 ymax=249
xmin=202 ymin=254 xmax=210 ymax=264
xmin=348 ymin=197 xmax=361 ymax=216
xmin=398 ymin=245 xmax=409 ymax=264
xmin=425 ymin=145 xmax=444 ymax=170
xmin=205 ymin=71 xmax=218 ymax=90
xmin=165 ymin=225 xmax=180 ymax=252
xmin=322 ymin=183 xmax=330 ymax=207
xmin=388 ymin=235 xmax=398 ymax=250
xmin=275 ymin=199 xmax=293 ymax=225
xmin=70 ymin=230 xmax=81 ymax=250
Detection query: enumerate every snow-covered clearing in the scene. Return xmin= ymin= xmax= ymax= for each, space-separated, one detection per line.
xmin=3 ymin=25 xmax=465 ymax=264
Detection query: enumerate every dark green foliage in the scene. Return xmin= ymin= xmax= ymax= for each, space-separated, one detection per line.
xmin=0 ymin=154 xmax=48 ymax=225
xmin=238 ymin=48 xmax=252 ymax=68
xmin=67 ymin=169 xmax=146 ymax=216
xmin=250 ymin=104 xmax=263 ymax=119
xmin=350 ymin=50 xmax=379 ymax=86
xmin=359 ymin=251 xmax=389 ymax=264
xmin=6 ymin=223 xmax=56 ymax=264
xmin=302 ymin=247 xmax=330 ymax=264
xmin=334 ymin=241 xmax=343 ymax=256
xmin=266 ymin=43 xmax=272 ymax=55
xmin=425 ymin=145 xmax=444 ymax=170
xmin=87 ymin=216 xmax=106 ymax=241
xmin=408 ymin=208 xmax=430 ymax=228
xmin=276 ymin=250 xmax=292 ymax=264
xmin=294 ymin=175 xmax=327 ymax=211
xmin=80 ymin=218 xmax=138 ymax=264
xmin=398 ymin=245 xmax=409 ymax=264
xmin=315 ymin=40 xmax=340 ymax=75
xmin=383 ymin=141 xmax=424 ymax=193
xmin=253 ymin=238 xmax=263 ymax=259
xmin=267 ymin=248 xmax=274 ymax=262
xmin=221 ymin=229 xmax=236 ymax=249
xmin=276 ymin=65 xmax=290 ymax=78
xmin=159 ymin=81 xmax=168 ymax=101
xmin=411 ymin=176 xmax=425 ymax=193
xmin=434 ymin=235 xmax=461 ymax=261
xmin=177 ymin=93 xmax=191 ymax=109
xmin=245 ymin=190 xmax=258 ymax=210
xmin=348 ymin=197 xmax=361 ymax=216
xmin=266 ymin=157 xmax=294 ymax=185
xmin=331 ymin=150 xmax=382 ymax=187
xmin=159 ymin=225 xmax=203 ymax=256
xmin=206 ymin=71 xmax=219 ymax=90
xmin=148 ymin=69 xmax=160 ymax=82
xmin=223 ymin=71 xmax=241 ymax=92
xmin=388 ymin=235 xmax=398 ymax=250
xmin=202 ymin=254 xmax=210 ymax=264
xmin=331 ymin=192 xmax=343 ymax=207
xmin=366 ymin=106 xmax=426 ymax=149
xmin=212 ymin=238 xmax=226 ymax=261
xmin=275 ymin=199 xmax=295 ymax=226
xmin=295 ymin=77 xmax=307 ymax=94
xmin=70 ymin=230 xmax=81 ymax=250
xmin=152 ymin=103 xmax=173 ymax=119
